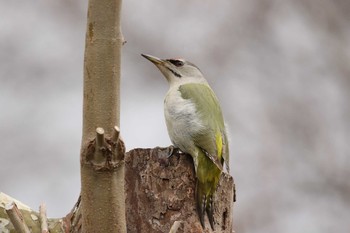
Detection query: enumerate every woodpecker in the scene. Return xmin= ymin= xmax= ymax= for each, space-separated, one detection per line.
xmin=142 ymin=54 xmax=229 ymax=230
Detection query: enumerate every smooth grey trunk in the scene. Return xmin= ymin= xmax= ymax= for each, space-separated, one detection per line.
xmin=80 ymin=0 xmax=126 ymax=232
xmin=82 ymin=0 xmax=122 ymax=140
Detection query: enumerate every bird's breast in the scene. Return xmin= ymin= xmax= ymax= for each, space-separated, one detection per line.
xmin=164 ymin=88 xmax=204 ymax=150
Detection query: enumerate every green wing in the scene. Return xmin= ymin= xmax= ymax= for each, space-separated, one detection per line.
xmin=179 ymin=83 xmax=230 ymax=172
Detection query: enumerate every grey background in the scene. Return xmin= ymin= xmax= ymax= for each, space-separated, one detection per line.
xmin=1 ymin=1 xmax=349 ymax=232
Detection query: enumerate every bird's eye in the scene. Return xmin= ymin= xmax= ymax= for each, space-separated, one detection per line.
xmin=168 ymin=59 xmax=184 ymax=67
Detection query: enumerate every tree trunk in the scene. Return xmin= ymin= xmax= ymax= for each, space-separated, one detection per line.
xmin=125 ymin=147 xmax=235 ymax=233
xmin=80 ymin=0 xmax=125 ymax=231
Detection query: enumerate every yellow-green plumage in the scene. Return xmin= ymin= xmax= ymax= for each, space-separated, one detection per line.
xmin=178 ymin=83 xmax=229 ymax=170
xmin=178 ymin=83 xmax=229 ymax=229
xmin=141 ymin=54 xmax=229 ymax=230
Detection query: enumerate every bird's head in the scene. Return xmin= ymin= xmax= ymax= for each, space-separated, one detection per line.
xmin=142 ymin=54 xmax=207 ymax=86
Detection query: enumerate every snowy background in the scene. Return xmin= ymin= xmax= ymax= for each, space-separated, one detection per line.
xmin=1 ymin=1 xmax=349 ymax=232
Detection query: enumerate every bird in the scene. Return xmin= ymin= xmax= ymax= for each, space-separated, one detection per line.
xmin=141 ymin=54 xmax=229 ymax=230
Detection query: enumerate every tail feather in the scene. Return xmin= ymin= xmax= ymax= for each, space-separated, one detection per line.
xmin=206 ymin=196 xmax=215 ymax=230
xmin=196 ymin=180 xmax=207 ymax=229
xmin=194 ymin=148 xmax=222 ymax=230
xmin=196 ymin=184 xmax=206 ymax=228
xmin=196 ymin=180 xmax=216 ymax=230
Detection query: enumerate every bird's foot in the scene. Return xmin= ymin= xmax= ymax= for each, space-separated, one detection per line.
xmin=157 ymin=146 xmax=182 ymax=167
xmin=167 ymin=145 xmax=184 ymax=158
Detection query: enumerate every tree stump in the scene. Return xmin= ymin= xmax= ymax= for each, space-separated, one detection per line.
xmin=125 ymin=147 xmax=235 ymax=233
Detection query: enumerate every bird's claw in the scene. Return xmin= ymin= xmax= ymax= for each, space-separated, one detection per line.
xmin=167 ymin=145 xmax=183 ymax=158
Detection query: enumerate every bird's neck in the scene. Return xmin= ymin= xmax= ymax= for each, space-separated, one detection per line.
xmin=168 ymin=76 xmax=208 ymax=89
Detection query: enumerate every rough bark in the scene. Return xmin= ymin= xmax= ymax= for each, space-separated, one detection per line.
xmin=125 ymin=147 xmax=235 ymax=233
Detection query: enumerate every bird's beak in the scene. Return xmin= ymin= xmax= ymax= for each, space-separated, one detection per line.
xmin=141 ymin=54 xmax=164 ymax=65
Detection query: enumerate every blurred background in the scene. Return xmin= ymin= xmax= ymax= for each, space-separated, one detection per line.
xmin=1 ymin=0 xmax=349 ymax=232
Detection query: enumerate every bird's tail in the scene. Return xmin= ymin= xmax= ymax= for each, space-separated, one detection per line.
xmin=196 ymin=180 xmax=215 ymax=230
xmin=195 ymin=151 xmax=222 ymax=230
